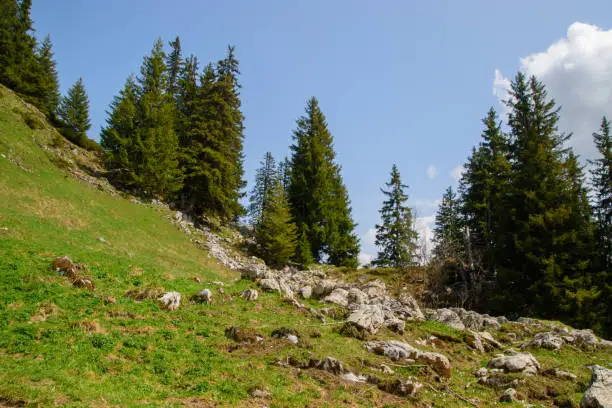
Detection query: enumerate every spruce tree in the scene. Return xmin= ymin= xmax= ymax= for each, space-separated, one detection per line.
xmin=180 ymin=47 xmax=245 ymax=220
xmin=459 ymin=107 xmax=510 ymax=272
xmin=373 ymin=164 xmax=418 ymax=268
xmin=36 ymin=35 xmax=60 ymax=119
xmin=56 ymin=78 xmax=91 ymax=147
xmin=255 ymin=180 xmax=298 ymax=268
xmin=100 ymin=76 xmax=140 ymax=189
xmin=248 ymin=152 xmax=278 ymax=225
xmin=493 ymin=73 xmax=594 ymax=320
xmin=590 ymin=117 xmax=612 ymax=274
xmin=135 ymin=38 xmax=182 ymax=199
xmin=0 ymin=0 xmax=44 ymax=108
xmin=278 ymin=157 xmax=291 ymax=192
xmin=288 ymin=97 xmax=359 ymax=267
xmin=166 ymin=36 xmax=182 ymax=98
xmin=432 ymin=186 xmax=464 ymax=263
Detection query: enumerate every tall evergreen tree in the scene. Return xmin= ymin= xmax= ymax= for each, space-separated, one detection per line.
xmin=432 ymin=186 xmax=464 ymax=263
xmin=0 ymin=0 xmax=44 ymax=108
xmin=180 ymin=46 xmax=245 ymax=220
xmin=135 ymin=38 xmax=182 ymax=199
xmin=36 ymin=34 xmax=60 ymax=119
xmin=492 ymin=73 xmax=594 ymax=320
xmin=56 ymin=78 xmax=91 ymax=147
xmin=590 ymin=117 xmax=612 ymax=274
xmin=166 ymin=36 xmax=182 ymax=98
xmin=373 ymin=164 xmax=418 ymax=268
xmin=100 ymin=76 xmax=140 ymax=189
xmin=248 ymin=152 xmax=278 ymax=225
xmin=255 ymin=180 xmax=298 ymax=268
xmin=589 ymin=117 xmax=612 ymax=336
xmin=278 ymin=157 xmax=291 ymax=193
xmin=459 ymin=108 xmax=510 ymax=272
xmin=288 ymin=97 xmax=359 ymax=267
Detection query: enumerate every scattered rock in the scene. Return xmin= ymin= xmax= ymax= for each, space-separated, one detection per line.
xmin=581 ymin=365 xmax=612 ymax=408
xmin=487 ymin=350 xmax=540 ymax=376
xmin=543 ymin=367 xmax=577 ymax=381
xmin=522 ymin=331 xmax=564 ymax=350
xmin=425 ymin=308 xmax=465 ymax=331
xmin=73 ymin=277 xmax=95 ymax=291
xmin=309 ymin=356 xmax=347 ymax=375
xmin=384 ymin=317 xmax=406 ymax=334
xmin=346 ymin=304 xmax=385 ymax=334
xmin=347 ymin=287 xmax=368 ymax=307
xmin=323 ymin=288 xmax=349 ymax=307
xmin=98 ymin=237 xmax=106 ymax=243
xmin=478 ymin=375 xmax=522 ymax=389
xmin=361 ymin=279 xmax=386 ymax=299
xmin=225 ymin=326 xmax=264 ymax=344
xmin=157 ymin=291 xmax=181 ymax=311
xmin=566 ymin=329 xmax=599 ymax=350
xmin=194 ymin=277 xmax=201 ymax=284
xmin=467 ymin=331 xmax=502 ymax=352
xmin=379 ymin=378 xmax=423 ymax=397
xmin=500 ymin=388 xmax=518 ymax=403
xmin=193 ymin=289 xmax=213 ymax=303
xmin=364 ymin=340 xmax=452 ymax=378
xmin=240 ymin=289 xmax=258 ymax=301
xmin=104 ymin=296 xmax=116 ymax=305
xmin=312 ymin=279 xmax=337 ymax=297
xmin=249 ymin=387 xmax=270 ymax=398
xmin=259 ymin=278 xmax=280 ymax=292
xmin=52 ymin=256 xmax=84 ymax=280
xmin=474 ymin=367 xmax=488 ymax=378
xmin=271 ymin=327 xmax=300 ymax=344
xmin=299 ymin=286 xmax=312 ymax=299
xmin=341 ymin=372 xmax=368 ymax=383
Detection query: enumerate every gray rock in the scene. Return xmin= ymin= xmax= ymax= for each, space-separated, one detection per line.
xmin=500 ymin=388 xmax=518 ymax=403
xmin=568 ymin=329 xmax=600 ymax=350
xmin=487 ymin=350 xmax=540 ymax=376
xmin=347 ymin=304 xmax=385 ymax=334
xmin=384 ymin=317 xmax=406 ymax=334
xmin=397 ymin=292 xmax=425 ymax=321
xmin=240 ymin=289 xmax=258 ymax=301
xmin=312 ymin=279 xmax=337 ymax=297
xmin=474 ymin=368 xmax=488 ymax=378
xmin=157 ymin=291 xmax=181 ymax=311
xmin=341 ymin=372 xmax=368 ymax=383
xmin=581 ymin=365 xmax=612 ymax=408
xmin=361 ymin=279 xmax=387 ymax=299
xmin=522 ymin=331 xmax=564 ymax=350
xmin=426 ymin=308 xmax=465 ymax=331
xmin=347 ymin=287 xmax=368 ymax=307
xmin=278 ymin=279 xmax=294 ymax=299
xmin=364 ymin=340 xmax=452 ymax=378
xmin=309 ymin=356 xmax=347 ymax=375
xmin=299 ymin=285 xmax=312 ymax=299
xmin=545 ymin=368 xmax=577 ymax=381
xmin=323 ymin=288 xmax=349 ymax=307
xmin=195 ymin=288 xmax=213 ymax=302
xmin=260 ymin=278 xmax=280 ymax=292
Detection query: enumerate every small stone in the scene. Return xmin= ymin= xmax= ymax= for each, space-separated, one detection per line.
xmin=98 ymin=237 xmax=106 ymax=243
xmin=194 ymin=277 xmax=201 ymax=284
xmin=241 ymin=289 xmax=258 ymax=301
xmin=500 ymin=388 xmax=517 ymax=402
xmin=194 ymin=289 xmax=213 ymax=303
xmin=250 ymin=388 xmax=270 ymax=398
xmin=104 ymin=296 xmax=116 ymax=304
xmin=157 ymin=291 xmax=181 ymax=311
xmin=474 ymin=368 xmax=487 ymax=378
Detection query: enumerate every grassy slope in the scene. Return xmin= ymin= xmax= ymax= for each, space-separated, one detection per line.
xmin=0 ymin=85 xmax=610 ymax=407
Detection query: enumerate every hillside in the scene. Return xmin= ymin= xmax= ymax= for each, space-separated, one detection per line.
xmin=0 ymin=84 xmax=610 ymax=408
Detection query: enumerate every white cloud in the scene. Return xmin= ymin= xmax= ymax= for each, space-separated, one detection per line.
xmin=414 ymin=199 xmax=441 ymax=210
xmin=494 ymin=22 xmax=612 ymax=159
xmin=426 ymin=165 xmax=439 ymax=180
xmin=358 ymin=252 xmax=373 ymax=267
xmin=415 ymin=215 xmax=435 ymax=264
xmin=450 ymin=165 xmax=465 ymax=182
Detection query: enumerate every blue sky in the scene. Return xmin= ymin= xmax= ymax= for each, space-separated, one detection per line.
xmin=32 ymin=1 xmax=612 ymax=263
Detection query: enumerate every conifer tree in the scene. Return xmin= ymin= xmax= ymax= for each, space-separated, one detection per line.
xmin=432 ymin=186 xmax=463 ymax=263
xmin=278 ymin=157 xmax=291 ymax=192
xmin=255 ymin=180 xmax=298 ymax=267
xmin=56 ymin=78 xmax=91 ymax=147
xmin=100 ymin=76 xmax=140 ymax=189
xmin=459 ymin=108 xmax=510 ymax=272
xmin=0 ymin=0 xmax=44 ymax=108
xmin=135 ymin=38 xmax=182 ymax=199
xmin=373 ymin=164 xmax=418 ymax=268
xmin=180 ymin=46 xmax=245 ymax=220
xmin=166 ymin=36 xmax=182 ymax=98
xmin=590 ymin=117 xmax=612 ymax=274
xmin=288 ymin=97 xmax=359 ymax=267
xmin=248 ymin=152 xmax=278 ymax=225
xmin=36 ymin=34 xmax=60 ymax=119
xmin=493 ymin=73 xmax=594 ymax=319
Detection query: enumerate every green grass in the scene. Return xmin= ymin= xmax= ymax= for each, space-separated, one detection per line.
xmin=0 ymin=84 xmax=610 ymax=407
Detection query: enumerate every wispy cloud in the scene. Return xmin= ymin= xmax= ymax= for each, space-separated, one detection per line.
xmin=450 ymin=165 xmax=465 ymax=182
xmin=426 ymin=165 xmax=439 ymax=180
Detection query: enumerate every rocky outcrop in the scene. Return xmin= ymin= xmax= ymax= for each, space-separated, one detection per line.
xmin=466 ymin=330 xmax=502 ymax=352
xmin=522 ymin=331 xmax=564 ymax=350
xmin=364 ymin=340 xmax=452 ymax=378
xmin=347 ymin=305 xmax=385 ymax=334
xmin=424 ymin=308 xmax=465 ymax=330
xmin=323 ymin=288 xmax=349 ymax=307
xmin=487 ymin=350 xmax=540 ymax=376
xmin=581 ymin=365 xmax=612 ymax=408
xmin=193 ymin=288 xmax=213 ymax=303
xmin=240 ymin=289 xmax=258 ymax=301
xmin=157 ymin=291 xmax=181 ymax=311
xmin=500 ymin=388 xmax=518 ymax=403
